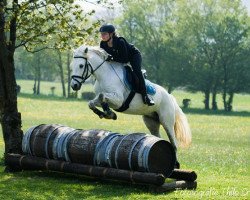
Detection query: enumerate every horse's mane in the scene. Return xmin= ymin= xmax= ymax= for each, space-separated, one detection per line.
xmin=75 ymin=45 xmax=108 ymax=60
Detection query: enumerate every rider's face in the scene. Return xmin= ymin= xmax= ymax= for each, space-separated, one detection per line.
xmin=100 ymin=32 xmax=111 ymax=42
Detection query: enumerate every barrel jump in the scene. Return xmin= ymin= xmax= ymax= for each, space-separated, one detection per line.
xmin=6 ymin=124 xmax=197 ymax=192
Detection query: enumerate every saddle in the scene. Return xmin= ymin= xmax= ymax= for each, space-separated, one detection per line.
xmin=124 ymin=65 xmax=156 ymax=95
xmin=115 ymin=66 xmax=156 ymax=113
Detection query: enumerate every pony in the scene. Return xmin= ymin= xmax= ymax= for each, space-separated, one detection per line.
xmin=70 ymin=45 xmax=191 ymax=164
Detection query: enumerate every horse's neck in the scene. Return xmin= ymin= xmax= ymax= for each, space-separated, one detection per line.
xmin=93 ymin=62 xmax=125 ymax=94
xmin=95 ymin=62 xmax=123 ymax=82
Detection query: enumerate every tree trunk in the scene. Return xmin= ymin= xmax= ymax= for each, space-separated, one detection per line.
xmin=226 ymin=92 xmax=234 ymax=112
xmin=67 ymin=51 xmax=71 ymax=98
xmin=222 ymin=62 xmax=228 ymax=111
xmin=58 ymin=51 xmax=66 ymax=97
xmin=33 ymin=54 xmax=41 ymax=95
xmin=37 ymin=56 xmax=41 ymax=95
xmin=33 ymin=78 xmax=37 ymax=94
xmin=0 ymin=1 xmax=23 ymax=157
xmin=222 ymin=90 xmax=227 ymax=111
xmin=204 ymin=90 xmax=210 ymax=110
xmin=167 ymin=85 xmax=173 ymax=94
xmin=211 ymin=91 xmax=218 ymax=110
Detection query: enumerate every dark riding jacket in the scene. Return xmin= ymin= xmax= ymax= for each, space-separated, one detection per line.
xmin=100 ymin=36 xmax=141 ymax=63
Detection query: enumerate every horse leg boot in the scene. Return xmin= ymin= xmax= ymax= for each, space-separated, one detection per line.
xmin=98 ymin=93 xmax=117 ymax=120
xmin=101 ymin=102 xmax=117 ymax=120
xmin=88 ymin=101 xmax=105 ymax=119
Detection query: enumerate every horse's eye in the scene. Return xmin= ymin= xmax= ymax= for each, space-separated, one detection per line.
xmin=79 ymin=64 xmax=84 ymax=69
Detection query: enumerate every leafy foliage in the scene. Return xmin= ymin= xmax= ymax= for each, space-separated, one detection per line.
xmin=118 ymin=0 xmax=250 ymax=109
xmin=4 ymin=0 xmax=108 ymax=52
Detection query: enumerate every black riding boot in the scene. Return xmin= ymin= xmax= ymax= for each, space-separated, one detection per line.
xmin=140 ymin=76 xmax=155 ymax=106
xmin=130 ymin=54 xmax=154 ymax=106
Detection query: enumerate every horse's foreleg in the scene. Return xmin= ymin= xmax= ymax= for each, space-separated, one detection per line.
xmin=88 ymin=94 xmax=117 ymax=120
xmin=98 ymin=93 xmax=122 ymax=120
xmin=100 ymin=102 xmax=117 ymax=120
xmin=88 ymin=101 xmax=105 ymax=119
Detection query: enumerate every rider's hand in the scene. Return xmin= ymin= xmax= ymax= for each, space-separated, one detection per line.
xmin=106 ymin=55 xmax=113 ymax=61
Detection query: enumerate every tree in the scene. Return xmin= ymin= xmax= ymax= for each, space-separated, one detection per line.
xmin=173 ymin=0 xmax=249 ymax=110
xmin=118 ymin=0 xmax=249 ymax=110
xmin=33 ymin=53 xmax=42 ymax=95
xmin=66 ymin=50 xmax=71 ymax=98
xmin=214 ymin=16 xmax=249 ymax=111
xmin=0 ymin=0 xmax=107 ymax=158
xmin=118 ymin=0 xmax=180 ymax=89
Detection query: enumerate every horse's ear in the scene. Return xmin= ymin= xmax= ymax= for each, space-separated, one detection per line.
xmin=84 ymin=47 xmax=88 ymax=54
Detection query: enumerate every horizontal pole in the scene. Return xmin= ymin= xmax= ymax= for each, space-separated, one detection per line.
xmin=151 ymin=180 xmax=197 ymax=192
xmin=5 ymin=154 xmax=166 ymax=186
xmin=169 ymin=169 xmax=197 ymax=181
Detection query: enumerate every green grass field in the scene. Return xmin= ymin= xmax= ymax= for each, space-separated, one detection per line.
xmin=0 ymin=80 xmax=249 ymax=199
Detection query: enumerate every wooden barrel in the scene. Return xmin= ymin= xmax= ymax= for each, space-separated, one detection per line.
xmin=66 ymin=129 xmax=113 ymax=165
xmin=94 ymin=133 xmax=121 ymax=167
xmin=22 ymin=124 xmax=76 ymax=160
xmin=104 ymin=133 xmax=176 ymax=177
xmin=22 ymin=124 xmax=176 ymax=176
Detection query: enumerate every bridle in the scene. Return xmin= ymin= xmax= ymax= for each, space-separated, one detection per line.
xmin=71 ymin=56 xmax=106 ymax=84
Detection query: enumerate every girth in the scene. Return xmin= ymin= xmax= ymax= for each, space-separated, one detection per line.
xmin=114 ymin=91 xmax=136 ymax=112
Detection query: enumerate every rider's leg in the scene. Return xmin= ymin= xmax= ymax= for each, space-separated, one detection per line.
xmin=130 ymin=54 xmax=154 ymax=106
xmin=139 ymin=74 xmax=155 ymax=106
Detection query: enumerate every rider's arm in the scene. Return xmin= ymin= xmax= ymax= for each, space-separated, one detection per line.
xmin=113 ymin=38 xmax=129 ymax=63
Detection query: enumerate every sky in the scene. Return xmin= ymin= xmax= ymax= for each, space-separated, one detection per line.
xmin=79 ymin=0 xmax=250 ymax=15
xmin=242 ymin=0 xmax=250 ymax=14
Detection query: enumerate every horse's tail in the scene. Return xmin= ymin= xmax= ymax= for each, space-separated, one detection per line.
xmin=171 ymin=95 xmax=192 ymax=148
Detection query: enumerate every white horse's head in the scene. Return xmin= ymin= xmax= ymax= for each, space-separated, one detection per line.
xmin=70 ymin=45 xmax=109 ymax=91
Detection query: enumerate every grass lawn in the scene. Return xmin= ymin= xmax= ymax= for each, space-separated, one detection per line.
xmin=0 ymin=80 xmax=249 ymax=199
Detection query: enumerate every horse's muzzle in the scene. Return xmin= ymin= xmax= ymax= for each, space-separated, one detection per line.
xmin=71 ymin=81 xmax=81 ymax=91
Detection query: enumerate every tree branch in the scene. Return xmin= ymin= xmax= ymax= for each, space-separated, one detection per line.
xmin=53 ymin=3 xmax=74 ymax=31
xmin=8 ymin=0 xmax=18 ymax=53
xmin=23 ymin=44 xmax=52 ymax=53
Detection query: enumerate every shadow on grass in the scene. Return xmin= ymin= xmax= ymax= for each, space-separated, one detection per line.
xmin=182 ymin=107 xmax=250 ymax=117
xmin=0 ymin=165 xmax=173 ymax=198
xmin=17 ymin=93 xmax=83 ymax=102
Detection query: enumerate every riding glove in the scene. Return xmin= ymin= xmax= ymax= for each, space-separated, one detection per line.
xmin=106 ymin=55 xmax=113 ymax=61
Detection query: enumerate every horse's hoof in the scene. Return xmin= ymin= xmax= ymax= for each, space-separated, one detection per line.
xmin=175 ymin=161 xmax=180 ymax=169
xmin=112 ymin=113 xmax=117 ymax=120
xmin=98 ymin=93 xmax=104 ymax=101
xmin=99 ymin=115 xmax=104 ymax=119
xmin=104 ymin=110 xmax=111 ymax=116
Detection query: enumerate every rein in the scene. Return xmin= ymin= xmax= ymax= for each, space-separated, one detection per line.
xmin=71 ymin=56 xmax=106 ymax=84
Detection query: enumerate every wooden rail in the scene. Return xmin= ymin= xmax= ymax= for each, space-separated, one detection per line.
xmin=5 ymin=153 xmax=197 ymax=191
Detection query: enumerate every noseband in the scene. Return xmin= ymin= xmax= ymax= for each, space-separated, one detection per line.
xmin=71 ymin=56 xmax=106 ymax=84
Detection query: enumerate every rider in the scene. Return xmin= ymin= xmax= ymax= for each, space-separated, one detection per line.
xmin=99 ymin=24 xmax=155 ymax=106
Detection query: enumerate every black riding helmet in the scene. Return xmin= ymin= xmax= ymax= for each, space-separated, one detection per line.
xmin=99 ymin=24 xmax=115 ymax=33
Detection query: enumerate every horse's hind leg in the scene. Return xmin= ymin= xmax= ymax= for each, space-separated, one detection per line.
xmin=144 ymin=113 xmax=180 ymax=169
xmin=142 ymin=114 xmax=160 ymax=137
xmin=158 ymin=113 xmax=177 ymax=151
xmin=158 ymin=112 xmax=180 ymax=168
